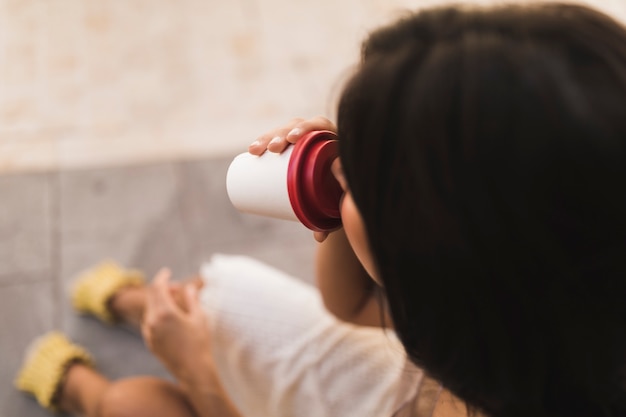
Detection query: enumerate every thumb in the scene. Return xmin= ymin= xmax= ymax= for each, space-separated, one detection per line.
xmin=150 ymin=268 xmax=180 ymax=314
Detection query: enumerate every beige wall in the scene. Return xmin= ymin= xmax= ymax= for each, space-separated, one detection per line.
xmin=0 ymin=0 xmax=624 ymax=174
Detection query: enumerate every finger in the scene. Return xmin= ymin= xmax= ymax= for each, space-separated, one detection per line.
xmin=184 ymin=284 xmax=202 ymax=316
xmin=169 ymin=286 xmax=188 ymax=312
xmin=154 ymin=267 xmax=171 ymax=286
xmin=256 ymin=116 xmax=337 ymax=154
xmin=173 ymin=278 xmax=203 ymax=311
xmin=314 ymin=231 xmax=330 ymax=242
xmin=143 ymin=276 xmax=164 ymax=324
xmin=151 ymin=268 xmax=178 ymax=311
xmin=140 ymin=316 xmax=156 ymax=351
xmin=168 ymin=281 xmax=182 ymax=290
xmin=144 ymin=273 xmax=159 ymax=316
xmin=177 ymin=275 xmax=204 ymax=290
xmin=141 ymin=322 xmax=151 ymax=345
xmin=168 ymin=282 xmax=182 ymax=298
xmin=285 ymin=116 xmax=337 ymax=145
xmin=266 ymin=134 xmax=293 ymax=154
xmin=249 ymin=118 xmax=304 ymax=155
xmin=192 ymin=276 xmax=205 ymax=291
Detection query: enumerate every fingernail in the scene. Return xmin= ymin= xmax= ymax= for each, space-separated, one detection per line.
xmin=249 ymin=140 xmax=260 ymax=148
xmin=287 ymin=128 xmax=302 ymax=138
xmin=269 ymin=136 xmax=282 ymax=145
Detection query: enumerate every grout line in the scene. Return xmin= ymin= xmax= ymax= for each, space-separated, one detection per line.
xmin=171 ymin=161 xmax=195 ymax=273
xmin=50 ymin=170 xmax=63 ymax=329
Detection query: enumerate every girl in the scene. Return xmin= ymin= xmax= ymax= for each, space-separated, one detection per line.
xmin=16 ymin=3 xmax=626 ymax=416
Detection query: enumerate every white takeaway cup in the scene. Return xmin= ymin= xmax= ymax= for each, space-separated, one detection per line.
xmin=226 ymin=130 xmax=343 ymax=232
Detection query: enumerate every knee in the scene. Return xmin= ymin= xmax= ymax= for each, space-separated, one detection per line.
xmin=97 ymin=379 xmax=139 ymax=417
xmin=96 ymin=377 xmax=195 ymax=417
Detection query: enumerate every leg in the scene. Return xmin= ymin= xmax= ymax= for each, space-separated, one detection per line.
xmin=58 ymin=363 xmax=197 ymax=417
xmin=107 ymin=285 xmax=146 ymax=327
xmin=72 ymin=261 xmax=203 ymax=326
xmin=108 ymin=275 xmax=204 ymax=327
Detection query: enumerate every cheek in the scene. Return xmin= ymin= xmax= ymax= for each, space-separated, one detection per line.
xmin=341 ymin=194 xmax=381 ymax=284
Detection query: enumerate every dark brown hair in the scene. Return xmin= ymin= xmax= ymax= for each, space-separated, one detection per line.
xmin=338 ymin=3 xmax=626 ymax=416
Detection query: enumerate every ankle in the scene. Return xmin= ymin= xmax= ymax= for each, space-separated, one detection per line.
xmin=56 ymin=363 xmax=91 ymax=414
xmin=108 ymin=285 xmax=146 ymax=325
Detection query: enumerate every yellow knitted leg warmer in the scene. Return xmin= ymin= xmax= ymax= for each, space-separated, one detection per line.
xmin=15 ymin=332 xmax=94 ymax=413
xmin=71 ymin=260 xmax=145 ymax=323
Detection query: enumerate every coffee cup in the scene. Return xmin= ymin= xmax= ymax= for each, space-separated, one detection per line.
xmin=226 ymin=130 xmax=343 ymax=232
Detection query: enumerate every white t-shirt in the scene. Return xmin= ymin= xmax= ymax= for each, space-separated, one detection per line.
xmin=199 ymin=254 xmax=430 ymax=417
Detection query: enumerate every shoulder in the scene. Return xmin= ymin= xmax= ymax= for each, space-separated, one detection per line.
xmin=393 ymin=374 xmax=442 ymax=417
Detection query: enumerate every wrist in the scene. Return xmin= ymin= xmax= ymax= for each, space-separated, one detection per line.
xmin=179 ymin=366 xmax=230 ymax=405
xmin=174 ymin=351 xmax=218 ymax=389
xmin=177 ymin=355 xmax=244 ymax=417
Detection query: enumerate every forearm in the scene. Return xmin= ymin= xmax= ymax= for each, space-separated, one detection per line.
xmin=316 ymin=229 xmax=386 ymax=326
xmin=177 ymin=355 xmax=243 ymax=417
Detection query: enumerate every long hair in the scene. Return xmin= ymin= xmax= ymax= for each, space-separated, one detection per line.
xmin=338 ymin=4 xmax=626 ymax=416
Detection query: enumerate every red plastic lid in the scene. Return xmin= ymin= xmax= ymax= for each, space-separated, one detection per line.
xmin=287 ymin=131 xmax=343 ymax=232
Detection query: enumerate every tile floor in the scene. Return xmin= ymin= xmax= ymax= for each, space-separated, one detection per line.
xmin=0 ymin=157 xmax=317 ymax=417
